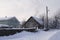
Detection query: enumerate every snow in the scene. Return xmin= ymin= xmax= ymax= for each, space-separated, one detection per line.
xmin=49 ymin=30 xmax=60 ymax=40
xmin=32 ymin=16 xmax=43 ymax=25
xmin=0 ymin=24 xmax=9 ymax=27
xmin=12 ymin=27 xmax=36 ymax=29
xmin=0 ymin=17 xmax=14 ymax=20
xmin=0 ymin=29 xmax=59 ymax=40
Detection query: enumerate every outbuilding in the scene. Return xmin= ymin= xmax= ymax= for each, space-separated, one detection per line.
xmin=23 ymin=16 xmax=44 ymax=29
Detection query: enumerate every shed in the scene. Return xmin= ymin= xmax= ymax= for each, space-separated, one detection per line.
xmin=23 ymin=16 xmax=44 ymax=29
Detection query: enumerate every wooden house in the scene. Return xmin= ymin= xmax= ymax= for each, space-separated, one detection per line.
xmin=0 ymin=17 xmax=20 ymax=28
xmin=23 ymin=16 xmax=44 ymax=29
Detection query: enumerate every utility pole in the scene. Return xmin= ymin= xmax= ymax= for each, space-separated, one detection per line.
xmin=44 ymin=6 xmax=49 ymax=31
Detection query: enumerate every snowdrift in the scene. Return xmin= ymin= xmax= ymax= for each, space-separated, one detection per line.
xmin=0 ymin=29 xmax=59 ymax=40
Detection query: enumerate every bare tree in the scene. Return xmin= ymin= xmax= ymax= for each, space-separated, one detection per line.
xmin=49 ymin=16 xmax=57 ymax=29
xmin=50 ymin=9 xmax=60 ymax=29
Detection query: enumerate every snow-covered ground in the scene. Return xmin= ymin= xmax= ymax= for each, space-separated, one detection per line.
xmin=49 ymin=30 xmax=60 ymax=40
xmin=0 ymin=29 xmax=60 ymax=40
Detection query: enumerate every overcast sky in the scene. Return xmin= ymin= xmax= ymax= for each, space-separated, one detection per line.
xmin=0 ymin=0 xmax=60 ymax=21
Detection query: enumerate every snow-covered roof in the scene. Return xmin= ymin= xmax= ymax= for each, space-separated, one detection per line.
xmin=0 ymin=17 xmax=15 ymax=20
xmin=32 ymin=16 xmax=43 ymax=25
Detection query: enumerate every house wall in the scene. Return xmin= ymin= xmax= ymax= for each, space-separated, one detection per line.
xmin=0 ymin=17 xmax=20 ymax=28
xmin=7 ymin=18 xmax=20 ymax=28
xmin=0 ymin=20 xmax=8 ymax=25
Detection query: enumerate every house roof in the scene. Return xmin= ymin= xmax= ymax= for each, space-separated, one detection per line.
xmin=0 ymin=17 xmax=15 ymax=20
xmin=31 ymin=16 xmax=43 ymax=25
